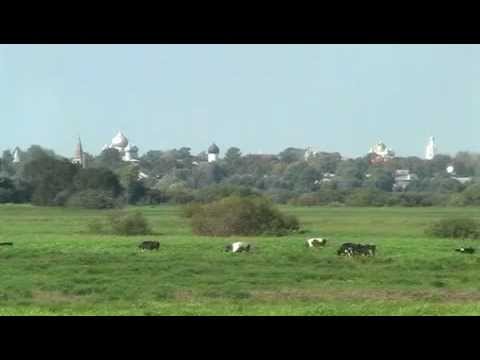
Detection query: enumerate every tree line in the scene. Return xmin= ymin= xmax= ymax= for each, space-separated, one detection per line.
xmin=2 ymin=144 xmax=480 ymax=208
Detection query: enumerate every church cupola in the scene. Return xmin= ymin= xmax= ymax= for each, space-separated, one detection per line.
xmin=208 ymin=143 xmax=220 ymax=163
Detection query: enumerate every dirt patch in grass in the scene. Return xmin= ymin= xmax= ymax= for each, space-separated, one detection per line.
xmin=250 ymin=288 xmax=480 ymax=303
xmin=174 ymin=290 xmax=195 ymax=301
xmin=32 ymin=290 xmax=86 ymax=305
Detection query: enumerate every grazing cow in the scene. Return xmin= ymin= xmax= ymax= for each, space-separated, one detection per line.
xmin=337 ymin=243 xmax=356 ymax=256
xmin=337 ymin=243 xmax=376 ymax=257
xmin=225 ymin=242 xmax=251 ymax=253
xmin=0 ymin=242 xmax=13 ymax=246
xmin=356 ymin=244 xmax=376 ymax=256
xmin=455 ymin=247 xmax=475 ymax=254
xmin=305 ymin=238 xmax=327 ymax=248
xmin=139 ymin=241 xmax=160 ymax=251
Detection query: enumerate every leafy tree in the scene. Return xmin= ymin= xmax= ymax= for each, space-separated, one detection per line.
xmin=284 ymin=162 xmax=321 ymax=192
xmin=73 ymin=167 xmax=123 ymax=197
xmin=279 ymin=147 xmax=305 ymax=164
xmin=0 ymin=177 xmax=15 ymax=203
xmin=225 ymin=174 xmax=258 ymax=188
xmin=336 ymin=159 xmax=367 ymax=180
xmin=459 ymin=183 xmax=480 ymax=205
xmin=0 ymin=150 xmax=15 ymax=176
xmin=23 ymin=154 xmax=79 ymax=206
xmin=429 ymin=154 xmax=453 ymax=177
xmin=364 ymin=167 xmax=394 ymax=192
xmin=224 ymin=147 xmax=242 ymax=175
xmin=308 ymin=152 xmax=342 ymax=174
xmin=94 ymin=148 xmax=123 ymax=170
xmin=191 ymin=162 xmax=225 ymax=189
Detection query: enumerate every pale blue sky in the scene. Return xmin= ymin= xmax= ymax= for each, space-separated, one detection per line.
xmin=0 ymin=45 xmax=477 ymax=158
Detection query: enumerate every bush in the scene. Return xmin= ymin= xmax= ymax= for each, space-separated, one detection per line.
xmin=190 ymin=195 xmax=300 ymax=236
xmin=455 ymin=183 xmax=480 ymax=206
xmin=327 ymin=201 xmax=345 ymax=207
xmin=53 ymin=189 xmax=74 ymax=206
xmin=166 ymin=187 xmax=195 ymax=204
xmin=138 ymin=189 xmax=168 ymax=205
xmin=345 ymin=189 xmax=389 ymax=207
xmin=181 ymin=202 xmax=203 ymax=218
xmin=66 ymin=190 xmax=116 ymax=209
xmin=0 ymin=188 xmax=14 ymax=203
xmin=193 ymin=184 xmax=259 ymax=204
xmin=108 ymin=211 xmax=152 ymax=236
xmin=448 ymin=193 xmax=466 ymax=206
xmin=289 ymin=189 xmax=346 ymax=206
xmin=264 ymin=189 xmax=296 ymax=204
xmin=290 ymin=193 xmax=321 ymax=206
xmin=392 ymin=192 xmax=449 ymax=207
xmin=86 ymin=211 xmax=152 ymax=235
xmin=426 ymin=218 xmax=480 ymax=239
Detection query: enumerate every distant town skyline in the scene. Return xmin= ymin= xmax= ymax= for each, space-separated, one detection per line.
xmin=1 ymin=44 xmax=478 ymax=158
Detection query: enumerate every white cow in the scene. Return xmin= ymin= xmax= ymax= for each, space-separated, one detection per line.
xmin=225 ymin=241 xmax=251 ymax=253
xmin=305 ymin=238 xmax=327 ymax=248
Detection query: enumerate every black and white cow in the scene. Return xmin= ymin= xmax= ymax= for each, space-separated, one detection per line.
xmin=337 ymin=243 xmax=376 ymax=257
xmin=361 ymin=244 xmax=376 ymax=256
xmin=305 ymin=238 xmax=327 ymax=248
xmin=455 ymin=247 xmax=475 ymax=254
xmin=225 ymin=242 xmax=251 ymax=253
xmin=139 ymin=240 xmax=160 ymax=251
xmin=337 ymin=243 xmax=356 ymax=256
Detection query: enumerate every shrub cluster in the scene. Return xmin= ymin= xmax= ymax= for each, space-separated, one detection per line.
xmin=66 ymin=190 xmax=117 ymax=209
xmin=426 ymin=217 xmax=480 ymax=239
xmin=287 ymin=190 xmax=456 ymax=207
xmin=87 ymin=211 xmax=152 ymax=236
xmin=189 ymin=195 xmax=300 ymax=236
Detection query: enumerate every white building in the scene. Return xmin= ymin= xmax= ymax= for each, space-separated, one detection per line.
xmin=320 ymin=172 xmax=336 ymax=183
xmin=207 ymin=143 xmax=220 ymax=163
xmin=138 ymin=171 xmax=149 ymax=180
xmin=103 ymin=131 xmax=139 ymax=162
xmin=425 ymin=136 xmax=436 ymax=160
xmin=393 ymin=169 xmax=418 ymax=191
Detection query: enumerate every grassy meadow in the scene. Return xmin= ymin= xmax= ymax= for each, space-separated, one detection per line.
xmin=1 ymin=204 xmax=480 ymax=315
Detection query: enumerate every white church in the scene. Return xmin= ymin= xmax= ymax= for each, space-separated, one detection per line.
xmin=102 ymin=131 xmax=139 ymax=162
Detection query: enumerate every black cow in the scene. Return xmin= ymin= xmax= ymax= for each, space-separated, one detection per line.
xmin=455 ymin=247 xmax=475 ymax=254
xmin=139 ymin=241 xmax=160 ymax=251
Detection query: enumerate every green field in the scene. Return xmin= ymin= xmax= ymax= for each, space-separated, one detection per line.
xmin=1 ymin=204 xmax=480 ymax=315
